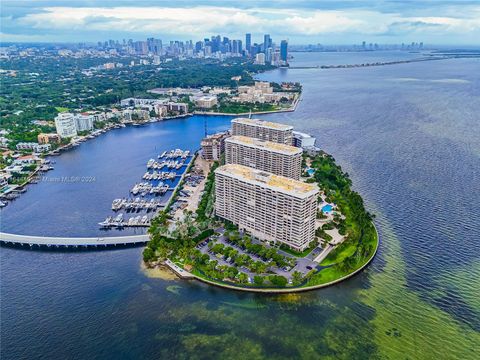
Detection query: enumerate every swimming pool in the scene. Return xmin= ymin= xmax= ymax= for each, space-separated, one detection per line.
xmin=307 ymin=168 xmax=315 ymax=176
xmin=322 ymin=204 xmax=333 ymax=213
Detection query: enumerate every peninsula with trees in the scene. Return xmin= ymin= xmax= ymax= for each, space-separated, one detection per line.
xmin=143 ymin=117 xmax=378 ymax=292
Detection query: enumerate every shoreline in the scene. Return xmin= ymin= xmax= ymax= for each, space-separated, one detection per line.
xmin=1 ymin=113 xmax=193 ymax=202
xmin=287 ymin=55 xmax=457 ymax=70
xmin=3 ymin=96 xmax=300 ymax=202
xmin=159 ymin=221 xmax=379 ymax=293
xmin=193 ymin=95 xmax=301 ymax=117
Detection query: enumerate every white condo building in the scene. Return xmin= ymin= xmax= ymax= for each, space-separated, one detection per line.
xmin=292 ymin=131 xmax=316 ymax=148
xmin=225 ymin=135 xmax=302 ymax=179
xmin=74 ymin=114 xmax=94 ymax=132
xmin=215 ymin=164 xmax=318 ymax=251
xmin=54 ymin=113 xmax=77 ymax=138
xmin=231 ymin=118 xmax=293 ymax=145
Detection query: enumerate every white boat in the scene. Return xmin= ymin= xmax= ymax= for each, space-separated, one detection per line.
xmin=98 ymin=216 xmax=113 ymax=227
xmin=147 ymin=159 xmax=155 ymax=168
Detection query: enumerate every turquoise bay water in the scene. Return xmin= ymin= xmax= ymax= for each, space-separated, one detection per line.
xmin=1 ymin=52 xmax=479 ymax=359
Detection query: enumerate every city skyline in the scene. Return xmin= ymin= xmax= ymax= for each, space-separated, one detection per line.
xmin=2 ymin=1 xmax=480 ymax=45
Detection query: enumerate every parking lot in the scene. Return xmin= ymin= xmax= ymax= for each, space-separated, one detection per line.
xmin=197 ymin=229 xmax=320 ymax=281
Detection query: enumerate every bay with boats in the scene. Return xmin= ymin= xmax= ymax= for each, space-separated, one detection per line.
xmin=1 ymin=52 xmax=479 ymax=359
xmin=98 ymin=148 xmax=192 ymax=229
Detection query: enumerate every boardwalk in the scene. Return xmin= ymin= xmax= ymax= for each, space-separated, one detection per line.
xmin=0 ymin=232 xmax=149 ymax=248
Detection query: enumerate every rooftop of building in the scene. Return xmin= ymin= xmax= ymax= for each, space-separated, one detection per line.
xmin=215 ymin=164 xmax=318 ymax=197
xmin=226 ymin=135 xmax=301 ymax=155
xmin=293 ymin=131 xmax=315 ymax=139
xmin=201 ymin=132 xmax=229 ymax=145
xmin=195 ymin=95 xmax=217 ymax=100
xmin=232 ymin=118 xmax=293 ymax=131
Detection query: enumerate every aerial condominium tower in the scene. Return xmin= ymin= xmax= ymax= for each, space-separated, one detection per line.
xmin=225 ymin=135 xmax=302 ymax=179
xmin=231 ymin=118 xmax=293 ymax=145
xmin=215 ymin=164 xmax=318 ymax=251
xmin=54 ymin=113 xmax=77 ymax=138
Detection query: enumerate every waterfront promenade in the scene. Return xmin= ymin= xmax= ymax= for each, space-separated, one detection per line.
xmin=0 ymin=232 xmax=149 ymax=248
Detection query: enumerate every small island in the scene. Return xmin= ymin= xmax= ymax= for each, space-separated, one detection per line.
xmin=143 ymin=118 xmax=378 ymax=292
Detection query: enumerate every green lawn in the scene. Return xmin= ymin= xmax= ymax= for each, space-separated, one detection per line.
xmin=279 ymin=244 xmax=315 ymax=258
xmin=305 ymin=225 xmax=378 ymax=287
xmin=55 ymin=106 xmax=69 ymax=113
xmin=320 ymin=241 xmax=357 ymax=266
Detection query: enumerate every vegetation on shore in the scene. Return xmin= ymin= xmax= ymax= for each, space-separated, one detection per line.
xmin=216 ymin=102 xmax=278 ymax=114
xmin=0 ymin=57 xmax=273 ymax=147
xmin=142 ymin=160 xmax=219 ymax=264
xmin=302 ymin=153 xmax=378 ymax=287
xmin=143 ymin=151 xmax=378 ymax=291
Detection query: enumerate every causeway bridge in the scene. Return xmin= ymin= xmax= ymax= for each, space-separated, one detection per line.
xmin=0 ymin=232 xmax=149 ymax=249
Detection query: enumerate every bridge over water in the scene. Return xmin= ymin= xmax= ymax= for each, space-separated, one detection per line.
xmin=0 ymin=232 xmax=149 ymax=248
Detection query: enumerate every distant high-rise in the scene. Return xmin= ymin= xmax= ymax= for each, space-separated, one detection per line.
xmin=263 ymin=34 xmax=271 ymax=52
xmin=245 ymin=33 xmax=251 ymax=53
xmin=255 ymin=52 xmax=265 ymax=65
xmin=232 ymin=40 xmax=242 ymax=54
xmin=280 ymin=40 xmax=288 ymax=63
xmin=265 ymin=47 xmax=273 ymax=63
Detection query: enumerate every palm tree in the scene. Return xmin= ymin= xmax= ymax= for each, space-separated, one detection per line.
xmin=292 ymin=271 xmax=303 ymax=286
xmin=178 ymin=247 xmax=190 ymax=261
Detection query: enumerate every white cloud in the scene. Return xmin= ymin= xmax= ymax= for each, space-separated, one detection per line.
xmin=9 ymin=5 xmax=480 ymax=41
xmin=17 ymin=6 xmax=263 ymax=34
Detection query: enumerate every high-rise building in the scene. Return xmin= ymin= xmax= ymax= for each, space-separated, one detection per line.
xmin=265 ymin=47 xmax=273 ymax=63
xmin=245 ymin=33 xmax=251 ymax=53
xmin=225 ymin=135 xmax=302 ymax=179
xmin=54 ymin=113 xmax=77 ymax=138
xmin=74 ymin=114 xmax=94 ymax=132
xmin=231 ymin=118 xmax=293 ymax=145
xmin=133 ymin=41 xmax=148 ymax=54
xmin=255 ymin=52 xmax=265 ymax=65
xmin=263 ymin=34 xmax=271 ymax=52
xmin=215 ymin=164 xmax=318 ymax=251
xmin=280 ymin=40 xmax=288 ymax=63
xmin=232 ymin=40 xmax=242 ymax=54
xmin=201 ymin=132 xmax=229 ymax=161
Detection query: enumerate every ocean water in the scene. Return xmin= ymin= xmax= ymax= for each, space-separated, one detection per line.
xmin=1 ymin=52 xmax=479 ymax=359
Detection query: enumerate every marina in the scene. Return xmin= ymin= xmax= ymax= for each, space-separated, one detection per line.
xmin=99 ymin=148 xmax=194 ymax=229
xmin=111 ymin=198 xmax=162 ymax=212
xmin=146 ymin=159 xmax=187 ymax=170
xmin=142 ymin=171 xmax=177 ymax=181
xmin=98 ymin=214 xmax=151 ymax=228
xmin=130 ymin=182 xmax=170 ymax=196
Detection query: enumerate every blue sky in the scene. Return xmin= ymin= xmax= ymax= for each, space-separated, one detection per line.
xmin=1 ymin=1 xmax=479 ymax=45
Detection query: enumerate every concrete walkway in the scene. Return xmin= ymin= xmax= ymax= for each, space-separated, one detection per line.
xmin=313 ymin=244 xmax=334 ymax=263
